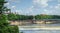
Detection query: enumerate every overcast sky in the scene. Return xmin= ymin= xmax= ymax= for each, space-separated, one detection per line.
xmin=5 ymin=0 xmax=60 ymax=15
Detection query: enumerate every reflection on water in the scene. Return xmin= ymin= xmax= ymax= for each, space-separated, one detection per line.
xmin=19 ymin=24 xmax=60 ymax=33
xmin=20 ymin=30 xmax=60 ymax=33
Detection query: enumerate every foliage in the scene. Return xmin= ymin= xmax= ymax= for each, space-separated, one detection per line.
xmin=7 ymin=14 xmax=33 ymax=20
xmin=0 ymin=0 xmax=19 ymax=33
xmin=7 ymin=13 xmax=60 ymax=20
xmin=7 ymin=26 xmax=19 ymax=33
xmin=35 ymin=15 xmax=53 ymax=19
xmin=35 ymin=15 xmax=60 ymax=19
xmin=0 ymin=14 xmax=19 ymax=33
xmin=0 ymin=14 xmax=9 ymax=27
xmin=0 ymin=25 xmax=19 ymax=33
xmin=7 ymin=13 xmax=18 ymax=21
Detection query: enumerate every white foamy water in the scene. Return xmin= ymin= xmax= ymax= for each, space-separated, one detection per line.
xmin=19 ymin=24 xmax=60 ymax=33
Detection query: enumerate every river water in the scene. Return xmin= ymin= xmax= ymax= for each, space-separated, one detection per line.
xmin=19 ymin=24 xmax=60 ymax=33
xmin=20 ymin=30 xmax=60 ymax=33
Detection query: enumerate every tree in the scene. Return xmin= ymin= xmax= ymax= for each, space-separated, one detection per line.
xmin=0 ymin=0 xmax=19 ymax=33
xmin=8 ymin=13 xmax=17 ymax=21
xmin=0 ymin=0 xmax=7 ymax=14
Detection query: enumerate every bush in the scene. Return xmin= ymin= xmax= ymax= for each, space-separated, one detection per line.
xmin=7 ymin=26 xmax=19 ymax=33
xmin=0 ymin=14 xmax=19 ymax=33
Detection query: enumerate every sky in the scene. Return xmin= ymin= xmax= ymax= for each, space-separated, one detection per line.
xmin=5 ymin=0 xmax=60 ymax=15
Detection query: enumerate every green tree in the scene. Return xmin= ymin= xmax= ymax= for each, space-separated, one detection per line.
xmin=0 ymin=0 xmax=19 ymax=33
xmin=8 ymin=13 xmax=17 ymax=21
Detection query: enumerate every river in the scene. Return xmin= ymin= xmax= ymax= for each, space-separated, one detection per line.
xmin=19 ymin=24 xmax=60 ymax=33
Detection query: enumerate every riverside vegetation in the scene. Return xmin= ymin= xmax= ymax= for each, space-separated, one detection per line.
xmin=7 ymin=13 xmax=60 ymax=21
xmin=0 ymin=0 xmax=19 ymax=33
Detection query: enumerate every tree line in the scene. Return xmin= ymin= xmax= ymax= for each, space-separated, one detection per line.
xmin=7 ymin=13 xmax=60 ymax=21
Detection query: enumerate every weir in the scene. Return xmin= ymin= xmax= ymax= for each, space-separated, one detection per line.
xmin=19 ymin=25 xmax=60 ymax=30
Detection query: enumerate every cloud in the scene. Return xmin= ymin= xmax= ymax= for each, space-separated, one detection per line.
xmin=12 ymin=6 xmax=16 ymax=9
xmin=12 ymin=9 xmax=24 ymax=15
xmin=42 ymin=4 xmax=60 ymax=15
xmin=58 ymin=0 xmax=60 ymax=3
xmin=48 ymin=0 xmax=53 ymax=1
xmin=15 ymin=10 xmax=23 ymax=14
xmin=26 ymin=6 xmax=34 ymax=12
xmin=55 ymin=4 xmax=60 ymax=9
xmin=44 ymin=9 xmax=48 ymax=12
xmin=4 ymin=3 xmax=10 ymax=6
xmin=33 ymin=0 xmax=48 ymax=7
xmin=49 ymin=6 xmax=54 ymax=8
xmin=42 ymin=9 xmax=49 ymax=14
xmin=23 ymin=6 xmax=34 ymax=15
xmin=55 ymin=6 xmax=59 ymax=9
xmin=11 ymin=6 xmax=34 ymax=15
xmin=7 ymin=0 xmax=60 ymax=15
xmin=4 ymin=2 xmax=10 ymax=9
xmin=17 ymin=0 xmax=60 ymax=15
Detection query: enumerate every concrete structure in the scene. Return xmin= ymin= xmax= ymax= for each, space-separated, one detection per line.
xmin=10 ymin=20 xmax=33 ymax=25
xmin=9 ymin=19 xmax=60 ymax=26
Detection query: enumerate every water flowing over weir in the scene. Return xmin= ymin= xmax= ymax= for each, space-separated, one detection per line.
xmin=19 ymin=26 xmax=60 ymax=30
xmin=19 ymin=24 xmax=60 ymax=33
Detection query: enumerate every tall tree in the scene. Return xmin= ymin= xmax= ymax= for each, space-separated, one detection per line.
xmin=0 ymin=0 xmax=7 ymax=14
xmin=0 ymin=0 xmax=19 ymax=33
